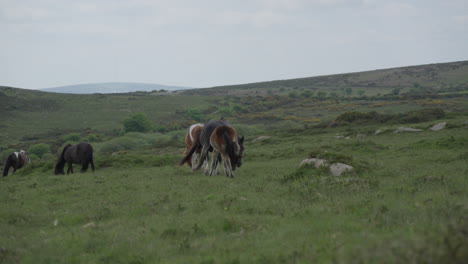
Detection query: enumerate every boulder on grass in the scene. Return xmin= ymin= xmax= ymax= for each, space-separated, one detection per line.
xmin=299 ymin=158 xmax=327 ymax=168
xmin=329 ymin=163 xmax=354 ymax=176
xmin=429 ymin=122 xmax=446 ymax=131
xmin=394 ymin=127 xmax=423 ymax=133
xmin=252 ymin=136 xmax=271 ymax=142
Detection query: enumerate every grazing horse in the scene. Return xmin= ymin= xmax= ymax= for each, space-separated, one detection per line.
xmin=179 ymin=119 xmax=244 ymax=177
xmin=208 ymin=125 xmax=244 ymax=177
xmin=182 ymin=123 xmax=208 ymax=170
xmin=55 ymin=142 xmax=95 ymax=175
xmin=179 ymin=119 xmax=228 ymax=170
xmin=3 ymin=150 xmax=30 ymax=176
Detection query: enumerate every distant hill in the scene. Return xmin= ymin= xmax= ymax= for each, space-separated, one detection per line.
xmin=184 ymin=60 xmax=468 ymax=96
xmin=40 ymin=82 xmax=193 ymax=94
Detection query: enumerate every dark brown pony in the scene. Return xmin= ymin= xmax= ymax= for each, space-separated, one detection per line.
xmin=208 ymin=125 xmax=244 ymax=177
xmin=182 ymin=123 xmax=205 ymax=169
xmin=179 ymin=119 xmax=228 ymax=170
xmin=3 ymin=150 xmax=30 ymax=176
xmin=179 ymin=119 xmax=244 ymax=177
xmin=55 ymin=142 xmax=95 ymax=175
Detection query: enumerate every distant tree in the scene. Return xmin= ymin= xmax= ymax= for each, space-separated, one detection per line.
xmin=345 ymin=87 xmax=353 ymax=96
xmin=28 ymin=143 xmax=51 ymax=158
xmin=122 ymin=113 xmax=152 ymax=133
xmin=357 ymin=90 xmax=366 ymax=96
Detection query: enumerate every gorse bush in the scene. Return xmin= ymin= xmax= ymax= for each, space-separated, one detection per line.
xmin=122 ymin=113 xmax=152 ymax=133
xmin=85 ymin=133 xmax=103 ymax=142
xmin=28 ymin=143 xmax=51 ymax=158
xmin=63 ymin=133 xmax=81 ymax=142
xmin=184 ymin=109 xmax=204 ymax=122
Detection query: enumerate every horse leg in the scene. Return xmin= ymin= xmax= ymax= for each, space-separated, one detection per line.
xmin=81 ymin=161 xmax=88 ymax=173
xmin=222 ymin=153 xmax=233 ymax=178
xmin=90 ymin=159 xmax=95 ymax=172
xmin=209 ymin=151 xmax=220 ymax=176
xmin=67 ymin=162 xmax=73 ymax=174
xmin=194 ymin=144 xmax=210 ymax=171
xmin=191 ymin=153 xmax=198 ymax=170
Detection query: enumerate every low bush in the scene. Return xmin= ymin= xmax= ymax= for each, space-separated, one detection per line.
xmin=28 ymin=143 xmax=51 ymax=159
xmin=62 ymin=133 xmax=81 ymax=142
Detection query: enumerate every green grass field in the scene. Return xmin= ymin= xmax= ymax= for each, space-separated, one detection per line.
xmin=1 ymin=61 xmax=468 ymax=263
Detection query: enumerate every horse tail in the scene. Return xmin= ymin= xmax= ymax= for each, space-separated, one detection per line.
xmin=89 ymin=147 xmax=95 ymax=172
xmin=3 ymin=154 xmax=12 ymax=176
xmin=193 ymin=142 xmax=211 ymax=170
xmin=179 ymin=141 xmax=200 ymax=166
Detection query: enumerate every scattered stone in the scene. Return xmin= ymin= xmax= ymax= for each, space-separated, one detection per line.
xmin=335 ymin=136 xmax=345 ymax=139
xmin=82 ymin=222 xmax=96 ymax=228
xmin=394 ymin=127 xmax=423 ymax=133
xmin=252 ymin=136 xmax=271 ymax=142
xmin=299 ymin=158 xmax=327 ymax=168
xmin=329 ymin=163 xmax=354 ymax=176
xmin=374 ymin=129 xmax=383 ymax=135
xmin=53 ymin=219 xmax=58 ymax=226
xmin=429 ymin=122 xmax=447 ymax=131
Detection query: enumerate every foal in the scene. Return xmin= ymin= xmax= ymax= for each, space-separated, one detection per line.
xmin=182 ymin=124 xmax=208 ymax=170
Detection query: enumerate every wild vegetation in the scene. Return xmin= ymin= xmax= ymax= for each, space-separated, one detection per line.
xmin=0 ymin=61 xmax=467 ymax=263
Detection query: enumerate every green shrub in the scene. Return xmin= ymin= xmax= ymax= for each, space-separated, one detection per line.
xmin=185 ymin=109 xmax=204 ymax=122
xmin=28 ymin=143 xmax=51 ymax=158
xmin=63 ymin=133 xmax=81 ymax=142
xmin=0 ymin=148 xmax=15 ymax=164
xmin=122 ymin=113 xmax=152 ymax=133
xmin=41 ymin=153 xmax=55 ymax=162
xmin=85 ymin=134 xmax=102 ymax=142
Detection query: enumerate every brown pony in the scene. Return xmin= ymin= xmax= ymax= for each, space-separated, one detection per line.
xmin=3 ymin=150 xmax=31 ymax=176
xmin=208 ymin=125 xmax=244 ymax=178
xmin=182 ymin=123 xmax=206 ymax=170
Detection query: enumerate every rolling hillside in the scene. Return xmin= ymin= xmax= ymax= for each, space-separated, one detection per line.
xmin=40 ymin=82 xmax=193 ymax=94
xmin=1 ymin=60 xmax=467 ymax=148
xmin=184 ymin=60 xmax=468 ymax=96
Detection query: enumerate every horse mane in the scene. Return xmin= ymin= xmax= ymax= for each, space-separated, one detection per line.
xmin=55 ymin=144 xmax=73 ymax=174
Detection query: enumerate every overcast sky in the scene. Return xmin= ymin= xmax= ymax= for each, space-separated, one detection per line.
xmin=1 ymin=0 xmax=467 ymax=89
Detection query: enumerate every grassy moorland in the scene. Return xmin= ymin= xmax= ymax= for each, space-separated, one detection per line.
xmin=0 ymin=61 xmax=468 ymax=263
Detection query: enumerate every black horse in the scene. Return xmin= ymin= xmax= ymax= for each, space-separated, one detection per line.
xmin=55 ymin=142 xmax=95 ymax=175
xmin=3 ymin=150 xmax=30 ymax=176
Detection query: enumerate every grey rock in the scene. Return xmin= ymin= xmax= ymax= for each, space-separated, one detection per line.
xmin=374 ymin=129 xmax=383 ymax=135
xmin=252 ymin=136 xmax=271 ymax=142
xmin=299 ymin=158 xmax=327 ymax=168
xmin=429 ymin=122 xmax=447 ymax=131
xmin=329 ymin=163 xmax=354 ymax=176
xmin=394 ymin=127 xmax=423 ymax=133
